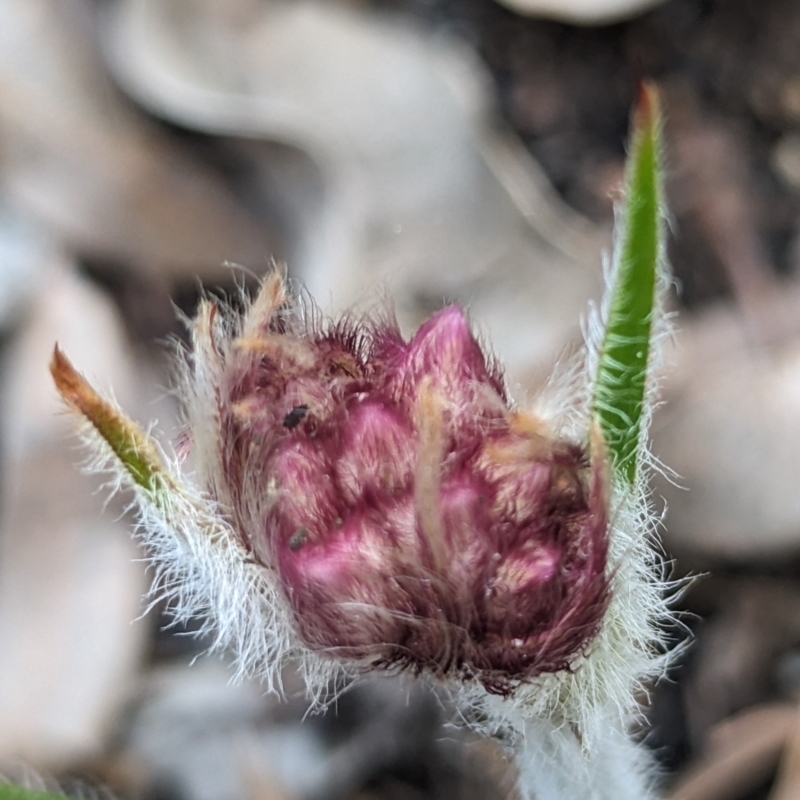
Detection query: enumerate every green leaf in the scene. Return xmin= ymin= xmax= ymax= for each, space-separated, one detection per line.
xmin=50 ymin=345 xmax=173 ymax=509
xmin=0 ymin=786 xmax=69 ymax=800
xmin=593 ymin=82 xmax=664 ymax=486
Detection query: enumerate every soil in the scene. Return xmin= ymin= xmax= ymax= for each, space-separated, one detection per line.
xmin=373 ymin=0 xmax=800 ymax=311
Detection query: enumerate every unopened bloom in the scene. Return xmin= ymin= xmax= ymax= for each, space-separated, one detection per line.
xmin=183 ymin=275 xmax=610 ymax=695
xmin=51 ymin=84 xmax=671 ymax=800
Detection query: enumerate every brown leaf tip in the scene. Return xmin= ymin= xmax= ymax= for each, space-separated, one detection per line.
xmin=633 ymin=79 xmax=660 ymax=138
xmin=51 ymin=344 xmax=92 ymax=414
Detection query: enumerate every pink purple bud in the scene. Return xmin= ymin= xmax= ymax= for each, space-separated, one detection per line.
xmin=196 ymin=280 xmax=610 ymax=694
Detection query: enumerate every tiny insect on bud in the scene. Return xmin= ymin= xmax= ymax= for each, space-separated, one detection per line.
xmin=180 ymin=273 xmax=611 ymax=694
xmin=282 ymin=404 xmax=309 ymax=429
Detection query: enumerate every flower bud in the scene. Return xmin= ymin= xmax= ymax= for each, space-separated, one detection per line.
xmin=188 ymin=274 xmax=610 ymax=694
xmin=51 ymin=83 xmax=672 ymax=800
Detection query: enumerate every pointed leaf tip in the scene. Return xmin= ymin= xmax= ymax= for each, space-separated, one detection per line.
xmin=50 ymin=345 xmax=168 ymax=499
xmin=592 ymin=82 xmax=664 ymax=485
xmin=633 ymin=80 xmax=660 ymax=137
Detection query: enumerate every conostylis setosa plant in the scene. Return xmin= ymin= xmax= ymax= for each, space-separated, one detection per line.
xmin=48 ymin=83 xmax=672 ymax=800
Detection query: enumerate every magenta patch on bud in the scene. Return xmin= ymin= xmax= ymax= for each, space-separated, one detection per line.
xmin=208 ymin=285 xmax=610 ymax=694
xmin=336 ymin=400 xmax=414 ymax=504
xmin=395 ymin=306 xmax=500 ymax=396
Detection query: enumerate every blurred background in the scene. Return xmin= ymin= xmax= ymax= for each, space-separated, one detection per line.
xmin=2 ymin=0 xmax=800 ymax=798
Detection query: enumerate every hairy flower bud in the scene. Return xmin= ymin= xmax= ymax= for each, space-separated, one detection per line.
xmin=186 ymin=274 xmax=610 ymax=694
xmin=50 ymin=85 xmax=673 ymax=800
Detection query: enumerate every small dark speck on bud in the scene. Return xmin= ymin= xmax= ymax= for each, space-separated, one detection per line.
xmin=289 ymin=527 xmax=309 ymax=551
xmin=283 ymin=404 xmax=310 ymax=429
